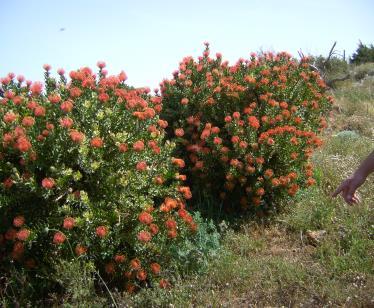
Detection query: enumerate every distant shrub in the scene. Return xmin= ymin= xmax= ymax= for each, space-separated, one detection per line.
xmin=350 ymin=41 xmax=374 ymax=65
xmin=161 ymin=44 xmax=333 ymax=213
xmin=312 ymin=55 xmax=349 ymax=80
xmin=0 ymin=64 xmax=203 ymax=298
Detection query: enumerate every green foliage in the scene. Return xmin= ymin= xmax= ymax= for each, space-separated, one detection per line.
xmin=350 ymin=41 xmax=374 ymax=65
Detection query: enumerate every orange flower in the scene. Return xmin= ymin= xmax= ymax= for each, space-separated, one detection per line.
xmin=60 ymin=117 xmax=74 ymax=128
xmin=42 ymin=177 xmax=55 ymax=189
xmin=60 ymin=100 xmax=73 ymax=112
xmin=264 ymin=169 xmax=274 ymax=179
xmin=172 ymin=157 xmax=185 ymax=168
xmin=96 ymin=226 xmax=108 ymax=238
xmin=133 ymin=140 xmax=145 ymax=151
xmin=105 ymin=262 xmax=116 ymax=274
xmin=167 ymin=229 xmax=177 ymax=239
xmin=136 ymin=161 xmax=148 ymax=171
xmin=256 ymin=188 xmax=265 ymax=196
xmin=178 ymin=186 xmax=192 ymax=199
xmin=137 ymin=230 xmax=152 ymax=242
xmin=90 ymin=137 xmax=103 ymax=148
xmin=181 ymin=97 xmax=189 ymax=105
xmin=15 ymin=137 xmax=32 ymax=152
xmin=130 ymin=258 xmax=141 ymax=270
xmin=22 ymin=116 xmax=35 ymax=127
xmin=75 ymin=244 xmax=87 ymax=256
xmin=150 ymin=262 xmax=161 ymax=275
xmin=165 ymin=219 xmax=177 ymax=230
xmin=174 ymin=128 xmax=184 ymax=137
xmin=118 ymin=143 xmax=128 ymax=152
xmin=114 ymin=254 xmax=126 ymax=263
xmin=16 ymin=228 xmax=31 ymax=241
xmin=138 ymin=212 xmax=153 ymax=225
xmin=53 ymin=231 xmax=66 ymax=245
xmin=159 ymin=279 xmax=170 ymax=289
xmin=136 ymin=269 xmax=147 ymax=281
xmin=62 ymin=217 xmax=75 ymax=230
xmin=149 ymin=223 xmax=159 ymax=235
xmin=70 ymin=131 xmax=85 ymax=143
xmin=13 ymin=216 xmax=25 ymax=227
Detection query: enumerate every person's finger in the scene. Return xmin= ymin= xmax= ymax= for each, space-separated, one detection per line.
xmin=332 ymin=182 xmax=346 ymax=197
xmin=351 ymin=196 xmax=359 ymax=204
xmin=345 ymin=185 xmax=357 ymax=202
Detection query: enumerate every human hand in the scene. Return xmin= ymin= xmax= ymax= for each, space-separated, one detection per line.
xmin=332 ymin=174 xmax=365 ymax=205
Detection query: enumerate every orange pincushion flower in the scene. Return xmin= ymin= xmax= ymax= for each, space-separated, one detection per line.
xmin=114 ymin=254 xmax=126 ymax=263
xmin=149 ymin=223 xmax=159 ymax=235
xmin=174 ymin=128 xmax=185 ymax=137
xmin=15 ymin=137 xmax=32 ymax=152
xmin=34 ymin=106 xmax=46 ymax=117
xmin=136 ymin=269 xmax=147 ymax=281
xmin=167 ymin=229 xmax=177 ymax=239
xmin=96 ymin=226 xmax=108 ymax=238
xmin=118 ymin=143 xmax=128 ymax=152
xmin=178 ymin=186 xmax=192 ymax=199
xmin=5 ymin=228 xmax=17 ymax=241
xmin=63 ymin=217 xmax=75 ymax=230
xmin=158 ymin=119 xmax=168 ymax=128
xmin=16 ymin=228 xmax=31 ymax=241
xmin=271 ymin=178 xmax=280 ymax=186
xmin=3 ymin=178 xmax=14 ymax=189
xmin=90 ymin=137 xmax=103 ymax=148
xmin=154 ymin=175 xmax=164 ymax=185
xmin=60 ymin=100 xmax=73 ymax=112
xmin=60 ymin=117 xmax=74 ymax=128
xmin=290 ymin=152 xmax=299 ymax=160
xmin=172 ymin=157 xmax=185 ymax=168
xmin=159 ymin=279 xmax=170 ymax=289
xmin=125 ymin=283 xmax=136 ymax=293
xmin=165 ymin=219 xmax=177 ymax=230
xmin=13 ymin=216 xmax=25 ymax=227
xmin=150 ymin=262 xmax=161 ymax=275
xmin=133 ymin=140 xmax=145 ymax=151
xmin=22 ymin=116 xmax=35 ymax=127
xmin=256 ymin=187 xmax=265 ymax=196
xmin=70 ymin=131 xmax=85 ymax=143
xmin=138 ymin=211 xmax=153 ymax=225
xmin=137 ymin=230 xmax=152 ymax=242
xmin=306 ymin=177 xmax=316 ymax=186
xmin=53 ymin=231 xmax=66 ymax=244
xmin=181 ymin=98 xmax=189 ymax=105
xmin=264 ymin=169 xmax=274 ymax=179
xmin=105 ymin=262 xmax=116 ymax=274
xmin=231 ymin=135 xmax=240 ymax=144
xmin=130 ymin=258 xmax=141 ymax=270
xmin=136 ymin=161 xmax=148 ymax=171
xmin=75 ymin=244 xmax=87 ymax=256
xmin=42 ymin=177 xmax=55 ymax=189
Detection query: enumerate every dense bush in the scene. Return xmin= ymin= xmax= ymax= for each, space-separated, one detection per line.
xmin=0 ymin=64 xmax=206 ymax=299
xmin=161 ymin=44 xmax=333 ymax=212
xmin=311 ymin=55 xmax=349 ymax=80
xmin=350 ymin=41 xmax=374 ymax=65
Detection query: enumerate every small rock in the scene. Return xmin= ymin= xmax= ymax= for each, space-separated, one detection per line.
xmin=306 ymin=230 xmax=327 ymax=246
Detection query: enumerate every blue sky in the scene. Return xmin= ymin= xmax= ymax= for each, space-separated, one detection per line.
xmin=1 ymin=0 xmax=373 ymax=89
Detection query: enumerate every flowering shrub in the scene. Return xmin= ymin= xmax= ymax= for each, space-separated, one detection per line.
xmin=0 ymin=63 xmax=199 ymax=294
xmin=161 ymin=43 xmax=333 ymax=212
